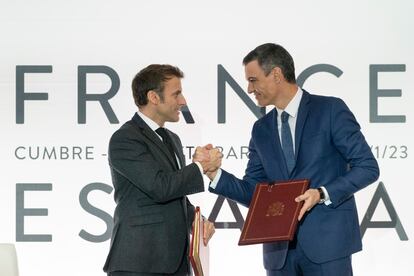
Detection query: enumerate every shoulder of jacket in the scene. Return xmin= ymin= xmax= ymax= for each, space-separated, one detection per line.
xmin=253 ymin=108 xmax=275 ymax=130
xmin=111 ymin=120 xmax=141 ymax=140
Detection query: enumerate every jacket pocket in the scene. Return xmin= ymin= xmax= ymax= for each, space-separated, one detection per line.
xmin=128 ymin=213 xmax=164 ymax=226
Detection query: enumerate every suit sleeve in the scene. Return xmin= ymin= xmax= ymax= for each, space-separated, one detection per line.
xmin=109 ymin=128 xmax=204 ymax=203
xmin=209 ymin=125 xmax=268 ymax=207
xmin=325 ymin=98 xmax=380 ymax=207
xmin=186 ymin=198 xmax=196 ymax=230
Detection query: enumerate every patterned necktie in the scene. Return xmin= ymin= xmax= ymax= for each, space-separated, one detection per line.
xmin=281 ymin=111 xmax=295 ymax=174
xmin=156 ymin=127 xmax=179 ymax=169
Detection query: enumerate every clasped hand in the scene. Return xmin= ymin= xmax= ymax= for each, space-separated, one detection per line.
xmin=192 ymin=144 xmax=223 ymax=178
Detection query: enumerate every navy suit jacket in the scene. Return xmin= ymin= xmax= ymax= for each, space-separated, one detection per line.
xmin=209 ymin=90 xmax=379 ymax=270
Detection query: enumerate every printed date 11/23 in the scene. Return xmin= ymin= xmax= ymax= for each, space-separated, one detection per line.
xmin=370 ymin=145 xmax=408 ymax=159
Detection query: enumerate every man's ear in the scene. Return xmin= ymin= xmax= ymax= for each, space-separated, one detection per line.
xmin=147 ymin=90 xmax=160 ymax=105
xmin=272 ymin=67 xmax=282 ymax=83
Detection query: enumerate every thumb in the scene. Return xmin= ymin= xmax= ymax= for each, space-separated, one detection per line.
xmin=203 ymin=144 xmax=213 ymax=150
xmin=295 ymin=192 xmax=309 ymax=202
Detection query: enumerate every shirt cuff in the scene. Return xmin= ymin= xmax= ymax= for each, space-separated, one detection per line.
xmin=320 ymin=186 xmax=332 ymax=205
xmin=195 ymin=161 xmax=204 ymax=176
xmin=209 ymin=169 xmax=222 ymax=189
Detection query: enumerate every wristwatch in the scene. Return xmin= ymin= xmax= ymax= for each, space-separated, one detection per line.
xmin=317 ymin=187 xmax=325 ymax=204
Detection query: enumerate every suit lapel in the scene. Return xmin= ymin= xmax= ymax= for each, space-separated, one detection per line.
xmin=261 ymin=91 xmax=311 ymax=179
xmin=294 ymin=90 xmax=311 ymax=163
xmin=169 ymin=131 xmax=185 ymax=168
xmin=260 ymin=109 xmax=289 ymax=179
xmin=132 ymin=113 xmax=178 ymax=170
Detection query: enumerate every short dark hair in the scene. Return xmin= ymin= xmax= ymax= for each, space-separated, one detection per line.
xmin=132 ymin=64 xmax=184 ymax=107
xmin=243 ymin=43 xmax=296 ymax=84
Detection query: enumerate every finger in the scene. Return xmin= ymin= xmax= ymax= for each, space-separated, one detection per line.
xmin=200 ymin=152 xmax=210 ymax=160
xmin=210 ymin=151 xmax=223 ymax=160
xmin=194 ymin=151 xmax=210 ymax=161
xmin=295 ymin=193 xmax=309 ymax=202
xmin=203 ymin=144 xmax=213 ymax=150
xmin=203 ymin=227 xmax=208 ymax=239
xmin=203 ymin=223 xmax=208 ymax=239
xmin=196 ymin=146 xmax=209 ymax=155
xmin=204 ymin=229 xmax=214 ymax=246
xmin=298 ymin=206 xmax=306 ymax=221
xmin=204 ymin=234 xmax=212 ymax=245
xmin=208 ymin=154 xmax=219 ymax=163
xmin=295 ymin=195 xmax=304 ymax=202
xmin=203 ymin=224 xmax=209 ymax=245
xmin=298 ymin=200 xmax=315 ymax=220
xmin=210 ymin=227 xmax=215 ymax=237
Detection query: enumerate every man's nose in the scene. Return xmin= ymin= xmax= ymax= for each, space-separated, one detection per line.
xmin=179 ymin=95 xmax=187 ymax=106
xmin=247 ymin=83 xmax=255 ymax=94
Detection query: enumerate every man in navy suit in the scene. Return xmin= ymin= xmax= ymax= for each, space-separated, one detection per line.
xmin=206 ymin=43 xmax=379 ymax=275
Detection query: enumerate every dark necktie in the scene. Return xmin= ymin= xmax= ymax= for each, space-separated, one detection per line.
xmin=156 ymin=127 xmax=179 ymax=169
xmin=281 ymin=111 xmax=295 ymax=174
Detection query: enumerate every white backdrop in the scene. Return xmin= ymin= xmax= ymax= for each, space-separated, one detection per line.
xmin=1 ymin=0 xmax=413 ymax=275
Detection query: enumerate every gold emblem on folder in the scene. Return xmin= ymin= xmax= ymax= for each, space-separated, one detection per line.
xmin=266 ymin=201 xmax=285 ymax=217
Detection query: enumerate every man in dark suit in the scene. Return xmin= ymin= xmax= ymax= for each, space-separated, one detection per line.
xmin=103 ymin=64 xmax=219 ymax=276
xmin=206 ymin=43 xmax=380 ymax=275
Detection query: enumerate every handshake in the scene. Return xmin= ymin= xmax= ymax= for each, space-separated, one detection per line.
xmin=192 ymin=144 xmax=223 ymax=180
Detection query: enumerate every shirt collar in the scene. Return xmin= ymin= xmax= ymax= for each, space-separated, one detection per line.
xmin=276 ymin=87 xmax=303 ymax=118
xmin=136 ymin=110 xmax=161 ymax=132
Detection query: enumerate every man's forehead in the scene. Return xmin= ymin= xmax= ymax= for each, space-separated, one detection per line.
xmin=244 ymin=61 xmax=262 ymax=78
xmin=164 ymin=76 xmax=181 ymax=86
xmin=164 ymin=77 xmax=182 ymax=92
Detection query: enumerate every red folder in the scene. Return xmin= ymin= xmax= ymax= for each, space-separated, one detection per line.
xmin=239 ymin=179 xmax=310 ymax=245
xmin=189 ymin=207 xmax=209 ymax=276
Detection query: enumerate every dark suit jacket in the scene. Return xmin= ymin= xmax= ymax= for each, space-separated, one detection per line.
xmin=209 ymin=90 xmax=379 ymax=270
xmin=103 ymin=113 xmax=204 ymax=274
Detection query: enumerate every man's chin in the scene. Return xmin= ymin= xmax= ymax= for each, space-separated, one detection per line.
xmin=256 ymin=100 xmax=266 ymax=107
xmin=167 ymin=116 xmax=180 ymax=123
